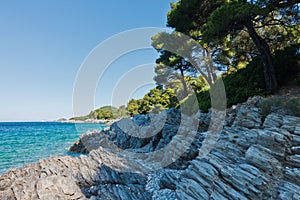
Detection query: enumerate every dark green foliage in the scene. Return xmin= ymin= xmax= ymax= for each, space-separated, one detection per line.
xmin=202 ymin=2 xmax=263 ymax=42
xmin=168 ymin=0 xmax=300 ymax=92
xmin=222 ymin=57 xmax=266 ymax=107
xmin=195 ymin=90 xmax=211 ymax=112
xmin=193 ymin=58 xmax=265 ymax=112
xmin=167 ymin=0 xmax=225 ymax=34
xmin=188 ymin=78 xmax=227 ymax=112
xmin=186 ymin=46 xmax=300 ymax=112
xmin=273 ymin=44 xmax=300 ymax=85
xmin=193 ymin=58 xmax=262 ymax=112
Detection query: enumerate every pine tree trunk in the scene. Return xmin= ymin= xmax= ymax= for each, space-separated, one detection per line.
xmin=179 ymin=67 xmax=189 ymax=98
xmin=245 ymin=20 xmax=278 ymax=93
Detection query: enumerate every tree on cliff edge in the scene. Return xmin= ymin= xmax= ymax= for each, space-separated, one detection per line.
xmin=168 ymin=0 xmax=300 ymax=93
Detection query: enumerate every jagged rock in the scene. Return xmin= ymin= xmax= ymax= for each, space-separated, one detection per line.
xmin=232 ymin=105 xmax=262 ymax=129
xmin=294 ymin=125 xmax=300 ymax=136
xmin=231 ymin=96 xmax=263 ymax=129
xmin=133 ymin=114 xmax=150 ymax=126
xmin=277 ymin=182 xmax=300 ymax=200
xmin=256 ymin=128 xmax=292 ymax=159
xmin=245 ymin=96 xmax=264 ymax=106
xmin=264 ymin=113 xmax=300 ymax=134
xmin=245 ymin=145 xmax=282 ymax=172
xmin=291 ymin=146 xmax=300 ymax=154
xmin=0 ymin=155 xmax=92 ymax=200
xmin=2 ymin=96 xmax=300 ymax=200
xmin=152 ymin=189 xmax=177 ymax=200
xmin=263 ymin=113 xmax=284 ymax=128
xmin=281 ymin=115 xmax=300 ymax=133
xmin=69 ymin=130 xmax=105 ymax=154
xmin=36 ymin=175 xmax=83 ymax=200
xmin=284 ymin=168 xmax=300 ymax=185
xmin=286 ymin=155 xmax=300 ymax=168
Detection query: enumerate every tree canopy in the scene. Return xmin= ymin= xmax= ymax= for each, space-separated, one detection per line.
xmin=126 ymin=87 xmax=178 ymax=116
xmin=167 ymin=0 xmax=300 ymax=92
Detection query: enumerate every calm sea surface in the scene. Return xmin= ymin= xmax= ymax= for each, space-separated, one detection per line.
xmin=0 ymin=122 xmax=105 ymax=174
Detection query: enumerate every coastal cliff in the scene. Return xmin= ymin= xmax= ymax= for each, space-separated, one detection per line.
xmin=1 ymin=96 xmax=300 ymax=199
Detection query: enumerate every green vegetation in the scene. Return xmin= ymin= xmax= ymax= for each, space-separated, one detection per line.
xmin=259 ymin=97 xmax=300 ymax=119
xmin=70 ymin=105 xmax=128 ymax=121
xmin=167 ymin=0 xmax=299 ymax=93
xmin=127 ymin=1 xmax=299 ymax=115
xmin=273 ymin=45 xmax=300 ymax=85
xmin=185 ymin=57 xmax=266 ymax=112
xmin=88 ymin=106 xmax=129 ymax=120
xmin=184 ymin=45 xmax=300 ymax=112
xmin=88 ymin=106 xmax=115 ymax=120
xmin=126 ymin=88 xmax=178 ymax=117
xmin=73 ymin=1 xmax=300 ymax=118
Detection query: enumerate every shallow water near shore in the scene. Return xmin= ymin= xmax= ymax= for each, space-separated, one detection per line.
xmin=0 ymin=122 xmax=106 ymax=174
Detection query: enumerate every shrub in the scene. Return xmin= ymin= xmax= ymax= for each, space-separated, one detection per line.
xmin=222 ymin=56 xmax=266 ymax=107
xmin=196 ymin=90 xmax=211 ymax=112
xmin=180 ymin=93 xmax=201 ymax=115
xmin=259 ymin=97 xmax=300 ymax=118
xmin=259 ymin=96 xmax=285 ymax=119
xmin=286 ymin=98 xmax=300 ymax=117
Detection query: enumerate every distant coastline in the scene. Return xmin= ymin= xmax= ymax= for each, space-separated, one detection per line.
xmin=58 ymin=105 xmax=127 ymax=126
xmin=57 ymin=118 xmax=121 ymax=126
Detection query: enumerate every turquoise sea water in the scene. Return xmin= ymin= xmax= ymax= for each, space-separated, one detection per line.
xmin=0 ymin=122 xmax=106 ymax=174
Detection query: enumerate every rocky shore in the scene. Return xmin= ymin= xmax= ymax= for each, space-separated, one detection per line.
xmin=1 ymin=96 xmax=300 ymax=199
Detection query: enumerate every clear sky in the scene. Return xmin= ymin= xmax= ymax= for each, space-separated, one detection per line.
xmin=0 ymin=0 xmax=173 ymax=121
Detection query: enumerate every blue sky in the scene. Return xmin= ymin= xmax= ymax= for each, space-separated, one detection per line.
xmin=0 ymin=0 xmax=173 ymax=121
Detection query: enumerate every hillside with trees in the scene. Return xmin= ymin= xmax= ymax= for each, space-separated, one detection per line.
xmin=126 ymin=0 xmax=300 ymax=115
xmin=72 ymin=0 xmax=299 ymax=119
xmin=70 ymin=105 xmax=128 ymax=121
